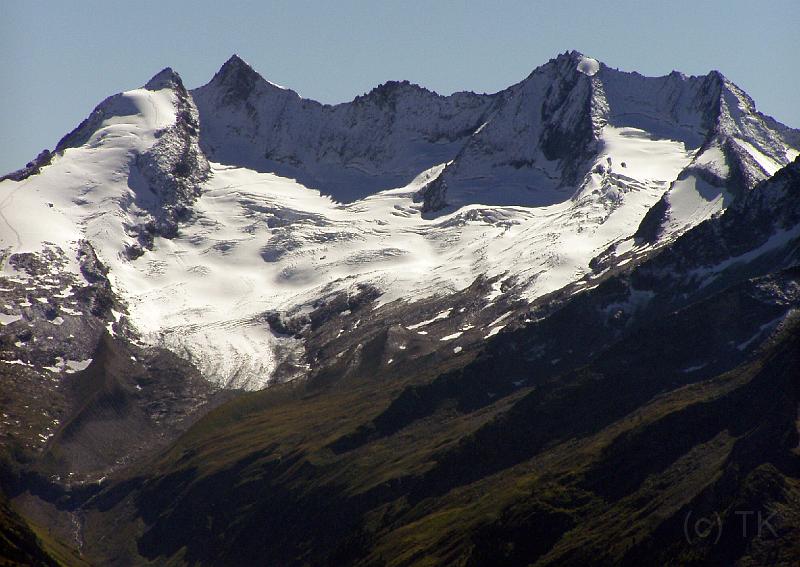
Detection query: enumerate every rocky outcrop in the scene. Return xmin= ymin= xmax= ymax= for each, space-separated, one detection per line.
xmin=0 ymin=149 xmax=53 ymax=182
xmin=134 ymin=68 xmax=210 ymax=241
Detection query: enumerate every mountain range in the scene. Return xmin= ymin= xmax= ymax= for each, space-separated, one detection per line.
xmin=1 ymin=51 xmax=798 ymax=566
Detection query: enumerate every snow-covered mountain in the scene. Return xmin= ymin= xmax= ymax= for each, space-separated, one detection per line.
xmin=1 ymin=51 xmax=798 ymax=392
xmin=3 ymin=52 xmax=800 ymax=567
xmin=192 ymin=54 xmax=497 ymax=202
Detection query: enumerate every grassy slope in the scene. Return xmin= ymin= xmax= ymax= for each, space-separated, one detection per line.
xmin=80 ymin=285 xmax=800 ymax=565
xmin=0 ymin=487 xmax=87 ymax=567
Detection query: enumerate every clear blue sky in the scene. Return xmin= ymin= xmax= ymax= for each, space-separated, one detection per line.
xmin=1 ymin=0 xmax=798 ymax=175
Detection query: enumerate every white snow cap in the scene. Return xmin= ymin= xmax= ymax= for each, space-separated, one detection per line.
xmin=576 ymin=56 xmax=600 ymax=76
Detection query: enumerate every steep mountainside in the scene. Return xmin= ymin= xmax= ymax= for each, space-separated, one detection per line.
xmin=192 ymin=55 xmax=498 ymax=201
xmin=71 ymin=156 xmax=800 ymax=566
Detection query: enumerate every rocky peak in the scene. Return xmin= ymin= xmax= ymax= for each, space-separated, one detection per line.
xmin=216 ymin=54 xmax=262 ymax=99
xmin=544 ymin=50 xmax=589 ymax=72
xmin=367 ymin=79 xmax=424 ymax=96
xmin=697 ymin=71 xmax=800 ymax=193
xmin=207 ymin=54 xmax=295 ymax=103
xmin=54 ymin=67 xmax=192 ymax=156
xmin=509 ymin=50 xmax=592 ymax=95
xmin=356 ymin=80 xmax=433 ymax=108
xmin=538 ymin=56 xmax=597 ymax=162
xmin=0 ymin=149 xmax=53 ymax=182
xmin=412 ymin=52 xmax=602 ymax=212
xmin=144 ymin=67 xmax=185 ymax=92
xmin=217 ymin=54 xmax=259 ymax=82
xmin=134 ymin=81 xmax=210 ymax=244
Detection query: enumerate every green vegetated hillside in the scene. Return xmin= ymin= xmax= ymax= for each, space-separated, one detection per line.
xmin=0 ymin=486 xmax=86 ymax=567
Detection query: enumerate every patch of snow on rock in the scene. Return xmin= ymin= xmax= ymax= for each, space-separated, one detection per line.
xmin=577 ymin=56 xmax=600 ymax=76
xmin=440 ymin=332 xmax=463 ymax=341
xmin=484 ymin=325 xmax=506 ymax=339
xmin=0 ymin=313 xmax=22 ymax=325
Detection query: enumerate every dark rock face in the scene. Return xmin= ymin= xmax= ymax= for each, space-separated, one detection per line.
xmin=0 ymin=150 xmax=53 ymax=182
xmin=143 ymin=67 xmax=184 ymax=92
xmin=76 ymin=241 xmax=115 ymax=318
xmin=633 ymin=193 xmax=670 ymax=244
xmin=413 ymin=174 xmax=448 ymax=212
xmin=134 ymin=70 xmax=210 ymax=240
xmin=210 ymin=54 xmax=264 ymax=103
xmin=538 ymin=57 xmax=595 ymax=169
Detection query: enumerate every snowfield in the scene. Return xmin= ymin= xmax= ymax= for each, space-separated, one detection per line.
xmin=2 ymin=52 xmax=798 ymax=389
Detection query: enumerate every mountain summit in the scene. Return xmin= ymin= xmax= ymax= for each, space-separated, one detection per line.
xmin=190 ymin=51 xmax=799 ymax=216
